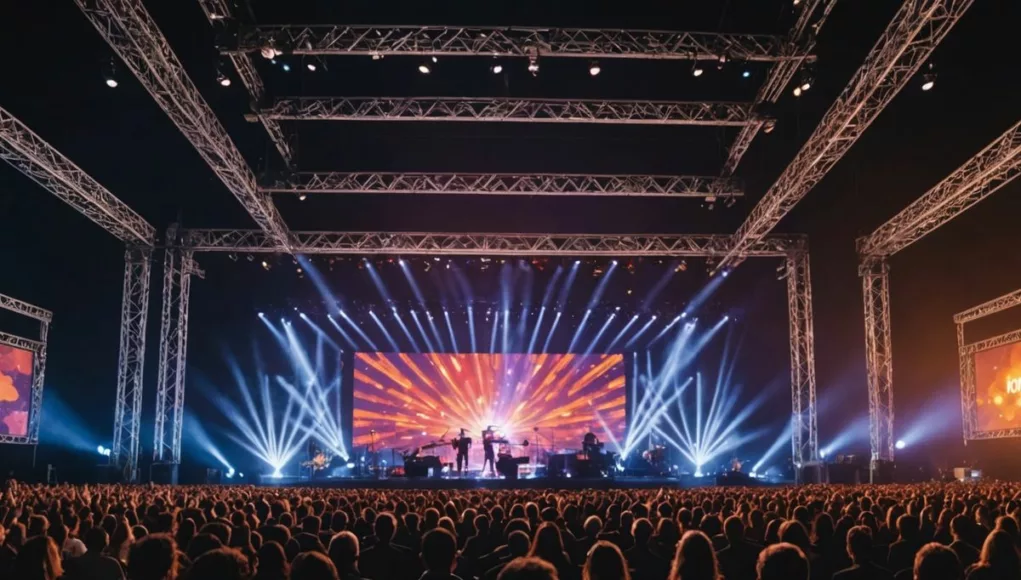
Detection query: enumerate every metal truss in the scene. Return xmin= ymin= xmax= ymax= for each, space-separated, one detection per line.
xmin=717 ymin=0 xmax=974 ymax=270
xmin=112 ymin=247 xmax=151 ymax=482
xmin=723 ymin=0 xmax=839 ymax=175
xmin=75 ymin=0 xmax=293 ymax=250
xmin=786 ymin=249 xmax=819 ymax=470
xmin=0 ymin=294 xmax=51 ymax=445
xmin=0 ymin=293 xmax=52 ymax=323
xmin=861 ymin=259 xmax=895 ymax=470
xmin=860 ymin=120 xmax=1021 ymax=257
xmin=263 ymin=97 xmax=760 ymax=126
xmin=955 ymin=288 xmax=1021 ymax=324
xmin=0 ymin=106 xmax=155 ymax=245
xmin=181 ymin=229 xmax=802 ymax=257
xmin=956 ymin=322 xmax=977 ymax=441
xmin=195 ymin=1 xmax=295 ymax=166
xmin=233 ymin=25 xmax=806 ymax=62
xmin=154 ymin=227 xmax=203 ymax=465
xmin=263 ymin=172 xmax=743 ymax=198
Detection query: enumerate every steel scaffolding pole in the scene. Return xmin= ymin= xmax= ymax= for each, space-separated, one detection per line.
xmin=154 ymin=227 xmax=203 ymax=465
xmin=716 ymin=0 xmax=974 ymax=271
xmin=861 ymin=259 xmax=895 ymax=474
xmin=786 ymin=249 xmax=819 ymax=472
xmin=112 ymin=247 xmax=152 ymax=482
xmin=262 ymin=172 xmax=744 ymax=198
xmin=232 ymin=25 xmax=805 ymax=62
xmin=74 ymin=0 xmax=293 ymax=250
xmin=262 ymin=97 xmax=761 ymax=126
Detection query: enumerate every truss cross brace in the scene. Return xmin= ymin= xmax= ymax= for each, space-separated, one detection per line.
xmin=786 ymin=249 xmax=819 ymax=473
xmin=154 ymin=228 xmax=202 ymax=465
xmin=112 ymin=247 xmax=152 ymax=482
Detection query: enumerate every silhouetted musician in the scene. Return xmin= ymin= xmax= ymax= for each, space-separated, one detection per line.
xmin=583 ymin=432 xmax=603 ymax=455
xmin=482 ymin=426 xmax=497 ymax=476
xmin=453 ymin=429 xmax=472 ymax=475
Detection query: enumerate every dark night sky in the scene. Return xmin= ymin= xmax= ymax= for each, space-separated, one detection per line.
xmin=1 ymin=0 xmax=1020 ymax=475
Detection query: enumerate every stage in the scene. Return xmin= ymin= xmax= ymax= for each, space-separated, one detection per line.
xmin=253 ymin=474 xmax=785 ymax=490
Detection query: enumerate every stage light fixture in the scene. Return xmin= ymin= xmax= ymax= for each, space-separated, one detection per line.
xmin=491 ymin=63 xmax=504 ymax=74
xmin=589 ymin=61 xmax=601 ymax=76
xmin=799 ymin=69 xmax=813 ymax=92
xmin=306 ymin=62 xmax=317 ymax=72
xmin=921 ymin=63 xmax=936 ymax=91
xmin=281 ymin=63 xmax=291 ymax=72
xmin=297 ymin=193 xmax=307 ymax=201
xmin=217 ymin=70 xmax=231 ymax=87
xmin=763 ymin=119 xmax=776 ymax=134
xmin=691 ymin=62 xmax=704 ymax=77
xmin=717 ymin=54 xmax=727 ymax=70
xmin=418 ymin=61 xmax=432 ymax=74
xmin=895 ymin=439 xmax=906 ymax=450
xmin=742 ymin=69 xmax=751 ymax=79
xmin=103 ymin=58 xmax=118 ymax=88
xmin=793 ymin=86 xmax=803 ymax=98
xmin=527 ymin=55 xmax=540 ymax=76
xmin=261 ymin=260 xmax=270 ymax=270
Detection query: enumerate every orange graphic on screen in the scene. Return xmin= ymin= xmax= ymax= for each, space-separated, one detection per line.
xmin=973 ymin=341 xmax=1021 ymax=432
xmin=352 ymin=352 xmax=626 ymax=464
xmin=0 ymin=345 xmax=33 ymax=437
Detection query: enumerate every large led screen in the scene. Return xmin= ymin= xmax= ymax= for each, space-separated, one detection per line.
xmin=0 ymin=344 xmax=33 ymax=437
xmin=353 ymin=353 xmax=626 ymax=465
xmin=974 ymin=340 xmax=1021 ymax=433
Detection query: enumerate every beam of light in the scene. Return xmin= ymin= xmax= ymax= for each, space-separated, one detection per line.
xmin=624 ymin=315 xmax=658 ymax=348
xmin=399 ymin=259 xmax=429 ymax=304
xmin=556 ymin=261 xmax=582 ymax=306
xmin=258 ymin=312 xmax=287 ymax=343
xmin=515 ymin=262 xmax=535 ymax=351
xmin=278 ymin=324 xmax=349 ymax=460
xmin=646 ymin=314 xmax=687 ymax=347
xmin=364 ymin=259 xmax=394 ymax=305
xmin=641 ymin=262 xmax=678 ymax=311
xmin=298 ymin=312 xmax=342 ymax=351
xmin=183 ymin=410 xmax=233 ymax=471
xmin=443 ymin=309 xmax=459 ymax=353
xmin=684 ymin=272 xmax=727 ymax=316
xmin=326 ymin=314 xmax=359 ymax=350
xmin=626 ymin=324 xmax=695 ymax=449
xmin=369 ymin=310 xmax=400 ymax=351
xmin=820 ymin=415 xmax=870 ymax=458
xmin=587 ymin=261 xmax=619 ymax=309
xmin=410 ymin=310 xmax=437 ymax=352
xmin=206 ymin=343 xmax=312 ymax=475
xmin=606 ymin=314 xmax=640 ymax=352
xmin=527 ymin=306 xmax=547 ymax=354
xmin=39 ymin=390 xmax=98 ymax=453
xmin=391 ymin=307 xmax=421 ymax=352
xmin=467 ymin=306 xmax=477 ymax=352
xmin=340 ymin=310 xmax=378 ymax=351
xmin=754 ymin=419 xmax=794 ymax=472
xmin=425 ymin=311 xmax=446 ymax=352
xmin=298 ymin=255 xmax=346 ymax=314
xmin=583 ymin=312 xmax=617 ymax=355
xmin=501 ymin=309 xmax=511 ymax=354
xmin=489 ymin=308 xmax=499 ymax=354
xmin=898 ymin=388 xmax=960 ymax=446
xmin=542 ymin=311 xmax=562 ymax=354
xmin=566 ymin=309 xmax=593 ymax=353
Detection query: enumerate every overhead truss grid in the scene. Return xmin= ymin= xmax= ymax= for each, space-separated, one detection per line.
xmin=263 ymin=97 xmax=761 ymax=126
xmin=263 ymin=172 xmax=744 ymax=198
xmin=232 ymin=25 xmax=807 ymax=62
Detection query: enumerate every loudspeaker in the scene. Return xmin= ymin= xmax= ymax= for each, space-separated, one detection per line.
xmin=828 ymin=463 xmax=862 ymax=484
xmin=205 ymin=468 xmax=222 ymax=485
xmin=799 ymin=463 xmax=825 ymax=484
xmin=94 ymin=464 xmax=123 ymax=484
xmin=151 ymin=462 xmax=179 ymax=485
xmin=871 ymin=460 xmax=895 ymax=484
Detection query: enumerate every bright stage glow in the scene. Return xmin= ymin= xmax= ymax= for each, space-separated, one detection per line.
xmin=895 ymin=439 xmax=906 ymax=450
xmin=353 ymin=352 xmax=626 ymax=465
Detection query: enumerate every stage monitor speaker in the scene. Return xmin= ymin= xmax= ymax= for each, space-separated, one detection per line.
xmin=94 ymin=464 xmax=123 ymax=484
xmin=151 ymin=462 xmax=179 ymax=485
xmin=716 ymin=471 xmax=756 ymax=487
xmin=871 ymin=460 xmax=895 ymax=484
xmin=799 ymin=463 xmax=824 ymax=484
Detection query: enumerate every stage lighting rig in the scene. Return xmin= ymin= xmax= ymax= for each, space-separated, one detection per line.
xmin=527 ymin=47 xmax=540 ymax=76
xmin=589 ymin=61 xmax=601 ymax=76
xmin=717 ymin=54 xmax=727 ymax=70
xmin=490 ymin=62 xmax=503 ymax=74
xmin=102 ymin=58 xmax=118 ymax=88
xmin=921 ymin=62 xmax=936 ymax=91
xmin=418 ymin=60 xmax=432 ymax=74
xmin=691 ymin=62 xmax=704 ymax=77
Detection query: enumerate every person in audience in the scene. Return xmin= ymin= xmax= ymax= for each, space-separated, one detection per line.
xmin=12 ymin=535 xmax=64 ymax=580
xmin=497 ymin=557 xmax=560 ymax=580
xmin=291 ymin=551 xmax=340 ymax=580
xmin=912 ymin=543 xmax=961 ymax=580
xmin=716 ymin=516 xmax=761 ymax=580
xmin=888 ymin=516 xmax=924 ymax=575
xmin=420 ymin=528 xmax=461 ymax=580
xmin=529 ymin=522 xmax=579 ymax=580
xmin=669 ymin=530 xmax=720 ymax=580
xmin=328 ymin=531 xmax=363 ymax=580
xmin=584 ymin=540 xmax=630 ymax=580
xmin=186 ymin=546 xmax=251 ymax=580
xmin=966 ymin=530 xmax=1020 ymax=580
xmin=832 ymin=525 xmax=893 ymax=580
xmin=126 ymin=533 xmax=178 ymax=580
xmin=948 ymin=515 xmax=980 ymax=571
xmin=756 ymin=543 xmax=808 ymax=580
xmin=253 ymin=541 xmax=289 ymax=580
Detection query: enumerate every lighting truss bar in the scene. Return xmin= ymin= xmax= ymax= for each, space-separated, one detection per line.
xmin=0 ymin=106 xmax=155 ymax=245
xmin=859 ymin=120 xmax=1021 ymax=257
xmin=154 ymin=226 xmax=204 ymax=465
xmin=262 ymin=98 xmax=760 ymax=126
xmin=233 ymin=25 xmax=806 ymax=62
xmin=954 ymin=288 xmax=1021 ymax=324
xmin=861 ymin=259 xmax=894 ymax=470
xmin=723 ymin=0 xmax=839 ymax=175
xmin=717 ymin=0 xmax=974 ymax=270
xmin=181 ymin=229 xmax=802 ymax=256
xmin=195 ymin=1 xmax=295 ymax=166
xmin=786 ymin=249 xmax=819 ymax=471
xmin=112 ymin=247 xmax=152 ymax=482
xmin=0 ymin=293 xmax=53 ymax=323
xmin=263 ymin=172 xmax=744 ymax=198
xmin=75 ymin=0 xmax=293 ymax=250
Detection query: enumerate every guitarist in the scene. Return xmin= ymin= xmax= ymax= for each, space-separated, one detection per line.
xmin=453 ymin=428 xmax=472 ymax=476
xmin=482 ymin=426 xmax=497 ymax=477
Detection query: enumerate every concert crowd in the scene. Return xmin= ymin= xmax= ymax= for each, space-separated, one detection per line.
xmin=1 ymin=481 xmax=1019 ymax=580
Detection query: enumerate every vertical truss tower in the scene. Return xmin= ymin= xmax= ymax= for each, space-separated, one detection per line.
xmin=786 ymin=248 xmax=819 ymax=471
xmin=112 ymin=248 xmax=152 ymax=481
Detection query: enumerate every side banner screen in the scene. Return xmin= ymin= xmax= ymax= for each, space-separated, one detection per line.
xmin=0 ymin=344 xmax=34 ymax=437
xmin=973 ymin=340 xmax=1021 ymax=433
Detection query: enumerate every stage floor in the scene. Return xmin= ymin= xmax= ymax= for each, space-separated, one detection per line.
xmin=254 ymin=475 xmax=788 ymax=490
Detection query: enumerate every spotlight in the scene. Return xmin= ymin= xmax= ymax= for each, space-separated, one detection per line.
xmin=895 ymin=439 xmax=906 ymax=450
xmin=346 ymin=462 xmax=355 ymax=469
xmin=763 ymin=119 xmax=776 ymax=134
xmin=261 ymin=260 xmax=270 ymax=271
xmin=820 ymin=449 xmax=828 ymax=458
xmin=257 ymin=312 xmax=264 ymax=317
xmin=418 ymin=61 xmax=431 ymax=74
xmin=717 ymin=54 xmax=727 ymax=70
xmin=97 ymin=445 xmax=105 ymax=455
xmin=793 ymin=86 xmax=803 ymax=98
xmin=799 ymin=68 xmax=813 ymax=93
xmin=103 ymin=58 xmax=118 ymax=88
xmin=742 ymin=69 xmax=751 ymax=79
xmin=490 ymin=63 xmax=503 ymax=74
xmin=527 ymin=55 xmax=539 ymax=76
xmin=298 ymin=193 xmax=307 ymax=201
xmin=217 ymin=71 xmax=231 ymax=87
xmin=306 ymin=62 xmax=317 ymax=72
xmin=239 ymin=473 xmax=243 ymax=478
xmin=589 ymin=61 xmax=601 ymax=76
xmin=691 ymin=62 xmax=704 ymax=77
xmin=281 ymin=63 xmax=291 ymax=72
xmin=271 ymin=468 xmax=283 ymax=478
xmin=921 ymin=63 xmax=936 ymax=91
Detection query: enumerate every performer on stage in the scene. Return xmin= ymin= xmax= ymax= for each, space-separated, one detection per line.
xmin=454 ymin=429 xmax=472 ymax=476
xmin=482 ymin=426 xmax=496 ymax=476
